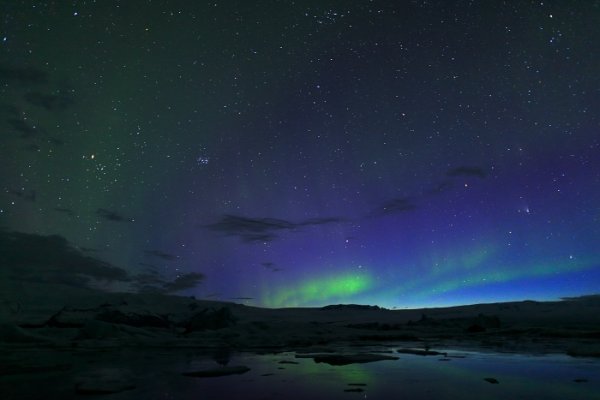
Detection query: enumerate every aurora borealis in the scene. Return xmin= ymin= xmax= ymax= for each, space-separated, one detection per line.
xmin=1 ymin=1 xmax=599 ymax=308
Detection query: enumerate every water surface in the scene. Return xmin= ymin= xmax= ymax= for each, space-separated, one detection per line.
xmin=2 ymin=346 xmax=598 ymax=399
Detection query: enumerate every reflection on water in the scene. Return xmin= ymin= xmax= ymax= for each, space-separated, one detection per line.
xmin=1 ymin=347 xmax=598 ymax=399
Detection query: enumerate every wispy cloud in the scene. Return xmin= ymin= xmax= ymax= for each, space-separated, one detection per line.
xmin=7 ymin=118 xmax=41 ymax=138
xmin=25 ymin=91 xmax=74 ymax=111
xmin=262 ymin=262 xmax=283 ymax=272
xmin=367 ymin=166 xmax=486 ymax=220
xmin=144 ymin=250 xmax=178 ymax=261
xmin=96 ymin=208 xmax=134 ymax=223
xmin=369 ymin=197 xmax=417 ymax=217
xmin=204 ymin=214 xmax=344 ymax=242
xmin=162 ymin=272 xmax=205 ymax=293
xmin=133 ymin=271 xmax=205 ymax=294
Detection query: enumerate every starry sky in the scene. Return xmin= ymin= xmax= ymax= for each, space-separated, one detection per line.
xmin=1 ymin=1 xmax=599 ymax=309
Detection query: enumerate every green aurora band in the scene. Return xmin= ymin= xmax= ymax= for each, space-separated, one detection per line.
xmin=263 ymin=242 xmax=600 ymax=308
xmin=370 ymin=253 xmax=600 ymax=307
xmin=264 ymin=273 xmax=373 ymax=308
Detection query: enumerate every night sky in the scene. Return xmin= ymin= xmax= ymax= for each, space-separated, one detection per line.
xmin=2 ymin=1 xmax=599 ymax=309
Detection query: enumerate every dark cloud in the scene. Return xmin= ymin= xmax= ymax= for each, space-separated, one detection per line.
xmin=0 ymin=66 xmax=48 ymax=84
xmin=299 ymin=217 xmax=347 ymax=226
xmin=131 ymin=267 xmax=205 ymax=294
xmin=205 ymin=214 xmax=344 ymax=242
xmin=366 ymin=172 xmax=471 ymax=218
xmin=261 ymin=262 xmax=282 ymax=272
xmin=0 ymin=230 xmax=129 ymax=288
xmin=446 ymin=166 xmax=487 ymax=179
xmin=367 ymin=173 xmax=479 ymax=220
xmin=25 ymin=91 xmax=75 ymax=111
xmin=8 ymin=189 xmax=36 ymax=202
xmin=7 ymin=118 xmax=40 ymax=138
xmin=370 ymin=197 xmax=417 ymax=217
xmin=206 ymin=215 xmax=294 ymax=234
xmin=230 ymin=297 xmax=254 ymax=300
xmin=162 ymin=272 xmax=205 ymax=293
xmin=0 ymin=229 xmax=206 ymax=294
xmin=96 ymin=208 xmax=134 ymax=223
xmin=241 ymin=233 xmax=278 ymax=243
xmin=144 ymin=250 xmax=178 ymax=261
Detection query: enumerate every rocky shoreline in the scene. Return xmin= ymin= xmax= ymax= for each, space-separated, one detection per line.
xmin=2 ymin=291 xmax=599 ymax=358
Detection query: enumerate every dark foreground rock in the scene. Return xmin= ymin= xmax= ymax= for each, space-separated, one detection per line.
xmin=566 ymin=344 xmax=600 ymax=358
xmin=396 ymin=348 xmax=447 ymax=356
xmin=300 ymin=353 xmax=399 ymax=365
xmin=95 ymin=309 xmax=170 ymax=328
xmin=182 ymin=365 xmax=250 ymax=377
xmin=0 ymin=322 xmax=53 ymax=343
